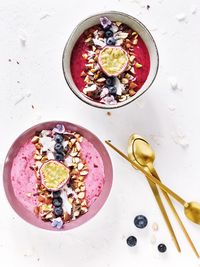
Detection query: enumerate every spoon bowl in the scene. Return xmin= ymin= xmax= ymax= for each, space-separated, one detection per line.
xmin=184 ymin=202 xmax=200 ymax=224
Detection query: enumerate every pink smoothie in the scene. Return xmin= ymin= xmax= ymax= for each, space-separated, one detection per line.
xmin=11 ymin=138 xmax=105 ymax=212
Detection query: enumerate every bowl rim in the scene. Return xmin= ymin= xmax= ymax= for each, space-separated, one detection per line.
xmin=3 ymin=120 xmax=113 ymax=231
xmin=62 ymin=10 xmax=159 ymax=109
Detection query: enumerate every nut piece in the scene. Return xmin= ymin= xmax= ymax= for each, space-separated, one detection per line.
xmin=78 ymin=192 xmax=85 ymax=199
xmin=31 ymin=136 xmax=39 ymax=144
xmin=74 ymin=210 xmax=80 ymax=217
xmin=80 ymin=170 xmax=89 ymax=176
xmin=135 ymin=62 xmax=142 ymax=68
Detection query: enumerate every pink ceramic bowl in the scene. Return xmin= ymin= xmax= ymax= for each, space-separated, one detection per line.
xmin=3 ymin=121 xmax=113 ymax=231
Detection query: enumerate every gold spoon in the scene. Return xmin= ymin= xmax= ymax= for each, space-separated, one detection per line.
xmin=128 ymin=134 xmax=199 ymax=258
xmin=128 ymin=134 xmax=181 ymax=252
xmin=105 ymin=140 xmax=200 ymax=225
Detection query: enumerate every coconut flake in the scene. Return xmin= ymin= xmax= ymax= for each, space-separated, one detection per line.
xmin=100 ymin=88 xmax=109 ymax=98
xmin=100 ymin=95 xmax=117 ymax=105
xmin=83 ymin=84 xmax=97 ymax=94
xmin=115 ymin=77 xmax=125 ymax=95
xmin=93 ymin=38 xmax=106 ymax=48
xmin=114 ymin=31 xmax=129 ymax=40
xmin=111 ymin=24 xmax=119 ymax=33
xmin=39 ymin=136 xmax=55 ymax=153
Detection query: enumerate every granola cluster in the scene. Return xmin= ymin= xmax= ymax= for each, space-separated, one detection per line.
xmin=80 ymin=17 xmax=143 ymax=105
xmin=30 ymin=124 xmax=89 ymax=229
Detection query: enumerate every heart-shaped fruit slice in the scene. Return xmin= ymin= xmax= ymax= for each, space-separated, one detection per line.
xmin=40 ymin=160 xmax=69 ymax=191
xmin=98 ymin=46 xmax=128 ymax=77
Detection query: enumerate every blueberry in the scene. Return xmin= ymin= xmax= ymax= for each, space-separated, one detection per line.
xmin=127 ymin=236 xmax=137 ymax=247
xmin=134 ymin=215 xmax=148 ymax=229
xmin=53 ymin=191 xmax=61 ymax=198
xmin=53 ymin=197 xmax=63 ymax=207
xmin=55 ymin=153 xmax=65 ymax=161
xmin=54 ymin=134 xmax=64 ymax=143
xmin=108 ymin=86 xmax=117 ymax=96
xmin=158 ymin=244 xmax=167 ymax=253
xmin=106 ymin=37 xmax=116 ymax=45
xmin=54 ymin=143 xmax=64 ymax=153
xmin=106 ymin=77 xmax=115 ymax=87
xmin=54 ymin=206 xmax=63 ymax=217
xmin=105 ymin=30 xmax=113 ymax=38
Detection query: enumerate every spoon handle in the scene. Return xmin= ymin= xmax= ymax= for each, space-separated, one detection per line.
xmin=148 ymin=164 xmax=199 ymax=258
xmin=143 ymin=166 xmax=181 ymax=252
xmin=105 ymin=141 xmax=186 ymax=206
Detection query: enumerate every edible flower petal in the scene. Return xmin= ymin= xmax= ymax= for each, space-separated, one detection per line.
xmin=53 ymin=124 xmax=65 ymax=134
xmin=51 ymin=217 xmax=64 ymax=229
xmin=100 ymin=95 xmax=117 ymax=105
xmin=100 ymin=17 xmax=112 ymax=29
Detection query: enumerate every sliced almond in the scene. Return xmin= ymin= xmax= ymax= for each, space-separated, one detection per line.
xmin=78 ymin=176 xmax=85 ymax=181
xmin=81 ymin=71 xmax=87 ymax=77
xmin=45 ymin=212 xmax=54 ymax=219
xmin=34 ymin=154 xmax=42 ymax=160
xmin=129 ymin=55 xmax=135 ymax=63
xmin=81 ymin=200 xmax=87 ymax=206
xmin=81 ymin=206 xmax=88 ymax=213
xmin=73 ymin=157 xmax=80 ymax=163
xmin=75 ymin=199 xmax=80 ymax=205
xmin=118 ymin=95 xmax=127 ymax=102
xmin=82 ymin=53 xmax=88 ymax=60
xmin=78 ymin=192 xmax=85 ymax=199
xmin=85 ymin=37 xmax=92 ymax=43
xmin=74 ymin=210 xmax=80 ymax=217
xmin=78 ymin=181 xmax=84 ymax=187
xmin=80 ymin=170 xmax=89 ymax=176
xmin=75 ymin=188 xmax=80 ymax=193
xmin=76 ymin=142 xmax=81 ymax=151
xmin=130 ymin=67 xmax=135 ymax=74
xmin=121 ymin=78 xmax=129 ymax=84
xmin=77 ymin=162 xmax=84 ymax=170
xmin=80 ymin=186 xmax=86 ymax=192
xmin=68 ymin=197 xmax=74 ymax=204
xmin=31 ymin=136 xmax=39 ymax=144
xmin=97 ymin=77 xmax=106 ymax=83
xmin=133 ymin=39 xmax=138 ymax=45
xmin=116 ymin=21 xmax=122 ymax=26
xmin=70 ymin=150 xmax=78 ymax=157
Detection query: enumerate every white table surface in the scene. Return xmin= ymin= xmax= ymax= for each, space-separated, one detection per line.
xmin=1 ymin=0 xmax=200 ymax=266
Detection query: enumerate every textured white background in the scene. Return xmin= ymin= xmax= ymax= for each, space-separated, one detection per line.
xmin=1 ymin=0 xmax=200 ymax=266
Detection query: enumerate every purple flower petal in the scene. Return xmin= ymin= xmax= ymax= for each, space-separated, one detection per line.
xmin=52 ymin=124 xmax=65 ymax=134
xmin=100 ymin=17 xmax=112 ymax=29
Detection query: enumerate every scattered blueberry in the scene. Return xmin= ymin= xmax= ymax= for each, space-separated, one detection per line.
xmin=54 ymin=134 xmax=64 ymax=143
xmin=55 ymin=153 xmax=65 ymax=161
xmin=158 ymin=244 xmax=167 ymax=253
xmin=108 ymin=86 xmax=117 ymax=95
xmin=106 ymin=77 xmax=115 ymax=87
xmin=54 ymin=143 xmax=64 ymax=153
xmin=105 ymin=30 xmax=113 ymax=38
xmin=106 ymin=37 xmax=116 ymax=45
xmin=134 ymin=215 xmax=148 ymax=229
xmin=52 ymin=197 xmax=63 ymax=207
xmin=54 ymin=206 xmax=63 ymax=217
xmin=127 ymin=236 xmax=137 ymax=247
xmin=53 ymin=191 xmax=61 ymax=198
